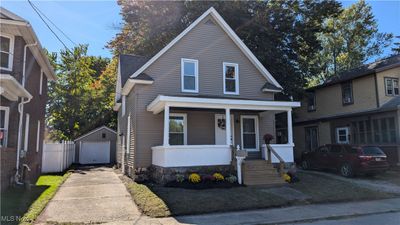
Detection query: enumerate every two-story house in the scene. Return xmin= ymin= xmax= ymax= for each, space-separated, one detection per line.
xmin=114 ymin=7 xmax=300 ymax=185
xmin=0 ymin=7 xmax=56 ymax=190
xmin=294 ymin=55 xmax=400 ymax=166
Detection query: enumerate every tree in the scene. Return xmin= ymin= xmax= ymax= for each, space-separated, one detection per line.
xmin=315 ymin=0 xmax=393 ymax=81
xmin=47 ymin=45 xmax=116 ymax=140
xmin=108 ymin=0 xmax=342 ymax=98
xmin=392 ymin=36 xmax=400 ymax=55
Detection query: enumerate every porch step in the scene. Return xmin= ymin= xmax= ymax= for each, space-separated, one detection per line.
xmin=243 ymin=160 xmax=286 ymax=186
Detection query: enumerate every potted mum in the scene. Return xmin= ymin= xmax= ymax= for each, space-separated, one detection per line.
xmin=263 ymin=133 xmax=274 ymax=144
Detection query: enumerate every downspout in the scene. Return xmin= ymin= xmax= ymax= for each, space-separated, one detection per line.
xmin=15 ymin=42 xmax=36 ymax=184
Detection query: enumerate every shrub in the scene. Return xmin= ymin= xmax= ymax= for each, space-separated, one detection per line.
xmin=188 ymin=173 xmax=201 ymax=183
xmin=225 ymin=175 xmax=237 ymax=183
xmin=213 ymin=173 xmax=224 ymax=181
xmin=176 ymin=174 xmax=185 ymax=183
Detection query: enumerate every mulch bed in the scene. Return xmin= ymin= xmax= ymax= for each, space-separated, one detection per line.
xmin=165 ymin=180 xmax=243 ymax=189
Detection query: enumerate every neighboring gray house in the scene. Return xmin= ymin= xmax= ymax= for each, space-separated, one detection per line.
xmin=114 ymin=7 xmax=300 ymax=185
xmin=74 ymin=126 xmax=117 ymax=165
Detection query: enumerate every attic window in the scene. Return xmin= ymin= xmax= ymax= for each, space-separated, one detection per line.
xmin=102 ymin=133 xmax=106 ymax=138
xmin=204 ymin=19 xmax=216 ymax=26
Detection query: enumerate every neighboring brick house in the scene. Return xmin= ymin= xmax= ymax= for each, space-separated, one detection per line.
xmin=113 ymin=8 xmax=300 ymax=185
xmin=293 ymin=55 xmax=400 ymax=166
xmin=0 ymin=7 xmax=56 ymax=190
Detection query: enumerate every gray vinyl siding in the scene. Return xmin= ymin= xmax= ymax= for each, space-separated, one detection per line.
xmin=122 ymin=15 xmax=279 ymax=169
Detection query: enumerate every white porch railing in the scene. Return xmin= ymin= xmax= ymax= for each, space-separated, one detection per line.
xmin=152 ymin=145 xmax=231 ymax=167
xmin=262 ymin=144 xmax=294 ymax=163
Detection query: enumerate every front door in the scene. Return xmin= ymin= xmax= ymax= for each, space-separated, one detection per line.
xmin=241 ymin=115 xmax=259 ymax=151
xmin=215 ymin=114 xmax=234 ymax=145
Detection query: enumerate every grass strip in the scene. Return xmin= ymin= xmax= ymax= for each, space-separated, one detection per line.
xmin=19 ymin=172 xmax=71 ymax=225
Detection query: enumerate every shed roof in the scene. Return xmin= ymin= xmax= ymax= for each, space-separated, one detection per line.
xmin=74 ymin=126 xmax=117 ymax=141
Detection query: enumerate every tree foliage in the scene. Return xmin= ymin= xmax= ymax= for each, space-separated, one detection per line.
xmin=47 ymin=45 xmax=117 ymax=140
xmin=314 ymin=0 xmax=393 ymax=82
xmin=108 ymin=0 xmax=392 ymax=98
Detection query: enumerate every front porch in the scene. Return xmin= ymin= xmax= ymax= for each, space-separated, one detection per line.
xmin=147 ymin=96 xmax=300 ymax=173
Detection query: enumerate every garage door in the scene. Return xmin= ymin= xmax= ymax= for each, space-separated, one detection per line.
xmin=80 ymin=141 xmax=110 ymax=164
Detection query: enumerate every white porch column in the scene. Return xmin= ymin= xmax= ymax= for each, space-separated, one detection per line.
xmin=225 ymin=108 xmax=231 ymax=145
xmin=287 ymin=109 xmax=293 ymax=144
xmin=163 ymin=104 xmax=170 ymax=146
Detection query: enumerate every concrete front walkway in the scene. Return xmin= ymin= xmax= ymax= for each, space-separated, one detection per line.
xmin=36 ymin=166 xmax=140 ymax=224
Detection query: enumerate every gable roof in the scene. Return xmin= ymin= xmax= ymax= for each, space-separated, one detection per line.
xmin=0 ymin=7 xmax=56 ymax=80
xmin=74 ymin=126 xmax=117 ymax=141
xmin=128 ymin=7 xmax=282 ymax=89
xmin=119 ymin=54 xmax=151 ymax=85
xmin=309 ymin=55 xmax=400 ymax=90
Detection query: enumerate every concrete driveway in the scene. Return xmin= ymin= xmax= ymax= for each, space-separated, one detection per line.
xmin=36 ymin=166 xmax=140 ymax=224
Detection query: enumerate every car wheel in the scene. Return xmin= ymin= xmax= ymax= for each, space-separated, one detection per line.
xmin=340 ymin=163 xmax=354 ymax=178
xmin=302 ymin=160 xmax=311 ymax=170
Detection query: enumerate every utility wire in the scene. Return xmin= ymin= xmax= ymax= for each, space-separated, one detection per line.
xmin=27 ymin=0 xmax=71 ymax=51
xmin=28 ymin=0 xmax=77 ymax=46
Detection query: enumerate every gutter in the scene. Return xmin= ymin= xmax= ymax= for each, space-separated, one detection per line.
xmin=15 ymin=42 xmax=36 ymax=184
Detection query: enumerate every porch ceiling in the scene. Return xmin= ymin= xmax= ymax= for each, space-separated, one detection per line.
xmin=147 ymin=95 xmax=301 ymax=114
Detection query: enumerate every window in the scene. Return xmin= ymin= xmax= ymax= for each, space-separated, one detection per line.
xmin=181 ymin=58 xmax=198 ymax=92
xmin=0 ymin=35 xmax=14 ymax=70
xmin=305 ymin=126 xmax=318 ymax=151
xmin=36 ymin=120 xmax=41 ymax=152
xmin=24 ymin=114 xmax=30 ymax=151
xmin=341 ymin=82 xmax=353 ymax=104
xmin=126 ymin=114 xmax=131 ymax=153
xmin=330 ymin=145 xmax=342 ymax=153
xmin=39 ymin=70 xmax=44 ymax=95
xmin=307 ymin=91 xmax=316 ymax=111
xmin=0 ymin=107 xmax=10 ymax=147
xmin=169 ymin=113 xmax=187 ymax=145
xmin=223 ymin=62 xmax=239 ymax=94
xmin=352 ymin=117 xmax=396 ymax=144
xmin=336 ymin=127 xmax=349 ymax=144
xmin=385 ymin=78 xmax=399 ymax=96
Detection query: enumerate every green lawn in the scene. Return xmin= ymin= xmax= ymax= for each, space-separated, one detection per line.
xmin=1 ymin=173 xmax=70 ymax=225
xmin=122 ymin=171 xmax=397 ymax=217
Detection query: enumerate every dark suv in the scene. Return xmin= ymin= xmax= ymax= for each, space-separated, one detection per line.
xmin=301 ymin=144 xmax=389 ymax=177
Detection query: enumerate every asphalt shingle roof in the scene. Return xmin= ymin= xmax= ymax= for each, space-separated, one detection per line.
xmin=309 ymin=55 xmax=400 ymax=90
xmin=119 ymin=54 xmax=151 ymax=85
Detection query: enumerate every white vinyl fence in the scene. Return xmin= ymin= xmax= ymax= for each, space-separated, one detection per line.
xmin=42 ymin=141 xmax=75 ymax=173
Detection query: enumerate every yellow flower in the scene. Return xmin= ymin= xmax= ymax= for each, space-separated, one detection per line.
xmin=213 ymin=173 xmax=224 ymax=181
xmin=189 ymin=173 xmax=201 ymax=183
xmin=283 ymin=173 xmax=291 ymax=183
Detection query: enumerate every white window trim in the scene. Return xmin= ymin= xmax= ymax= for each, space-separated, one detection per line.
xmin=126 ymin=114 xmax=131 ymax=153
xmin=169 ymin=113 xmax=187 ymax=145
xmin=240 ymin=115 xmax=259 ymax=151
xmin=39 ymin=70 xmax=44 ymax=95
xmin=0 ymin=34 xmax=14 ymax=71
xmin=336 ymin=127 xmax=350 ymax=144
xmin=24 ymin=114 xmax=30 ymax=151
xmin=0 ymin=106 xmax=10 ymax=147
xmin=223 ymin=62 xmax=239 ymax=95
xmin=181 ymin=58 xmax=199 ymax=93
xmin=36 ymin=120 xmax=41 ymax=152
xmin=122 ymin=95 xmax=126 ymax=116
xmin=385 ymin=77 xmax=399 ymax=96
